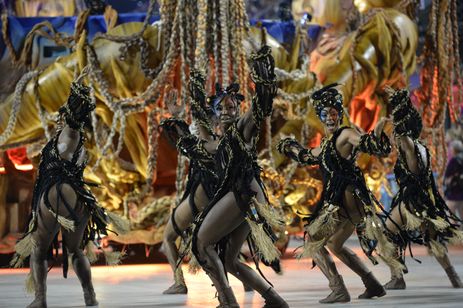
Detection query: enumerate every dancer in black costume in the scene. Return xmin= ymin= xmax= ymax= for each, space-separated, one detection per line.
xmin=160 ymin=71 xmax=221 ymax=294
xmin=192 ymin=46 xmax=288 ymax=308
xmin=277 ymin=83 xmax=401 ymax=303
xmin=10 ymin=67 xmax=127 ymax=308
xmin=382 ymin=87 xmax=463 ymax=289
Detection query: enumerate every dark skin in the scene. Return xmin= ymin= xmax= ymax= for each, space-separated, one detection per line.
xmin=28 ymin=67 xmax=99 ymax=308
xmin=283 ymin=105 xmax=389 ymax=289
xmin=382 ymin=86 xmax=452 ymax=277
xmin=161 ymin=90 xmax=219 ymax=291
xmin=195 ymin=95 xmax=275 ymax=295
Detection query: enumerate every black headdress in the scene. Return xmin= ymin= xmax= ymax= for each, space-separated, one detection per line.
xmin=58 ymin=82 xmax=96 ymax=130
xmin=208 ymin=83 xmax=245 ymax=112
xmin=311 ymin=83 xmax=344 ymax=119
xmin=390 ymin=89 xmax=422 ymax=139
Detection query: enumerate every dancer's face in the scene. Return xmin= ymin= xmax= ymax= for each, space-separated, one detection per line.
xmin=320 ymin=107 xmax=341 ymax=133
xmin=217 ymin=96 xmax=239 ymax=129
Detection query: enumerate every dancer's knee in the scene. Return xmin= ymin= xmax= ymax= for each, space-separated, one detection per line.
xmin=164 ymin=222 xmax=178 ymax=242
xmin=326 ymin=241 xmax=343 ymax=255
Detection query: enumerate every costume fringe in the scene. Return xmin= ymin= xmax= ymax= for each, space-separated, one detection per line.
xmin=103 ymin=249 xmax=126 ymax=266
xmin=402 ymin=206 xmax=423 ymax=230
xmin=380 ymin=255 xmax=404 ymax=278
xmin=188 ymin=254 xmax=202 ymax=274
xmin=427 ymin=217 xmax=450 ymax=232
xmin=48 ymin=208 xmax=75 ymax=232
xmin=25 ymin=272 xmax=35 ymax=294
xmin=449 ymin=229 xmax=463 ymax=245
xmin=365 ymin=215 xmax=404 ymax=274
xmin=10 ymin=234 xmax=36 ymax=268
xmin=85 ymin=241 xmax=98 ymax=264
xmin=68 ymin=255 xmax=74 ymax=272
xmin=429 ymin=239 xmax=447 ymax=257
xmin=296 ymin=238 xmax=325 ymax=259
xmin=174 ymin=267 xmax=186 ymax=285
xmin=253 ymin=198 xmax=283 ymax=228
xmin=306 ymin=203 xmax=339 ymax=237
xmin=245 ymin=218 xmax=280 ymax=263
xmin=365 ymin=215 xmax=396 ymax=256
xmin=106 ymin=211 xmax=130 ymax=234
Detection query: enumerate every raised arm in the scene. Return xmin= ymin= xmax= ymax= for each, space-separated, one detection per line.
xmin=276 ymin=137 xmax=320 ymax=165
xmin=189 ymin=69 xmax=216 ymax=138
xmin=342 ymin=119 xmax=392 ymax=157
xmin=160 ymin=89 xmax=191 ymax=143
xmin=239 ymin=45 xmax=277 ymax=143
xmin=57 ymin=66 xmax=92 ymax=161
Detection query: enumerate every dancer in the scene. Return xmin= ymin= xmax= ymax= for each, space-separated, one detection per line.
xmin=160 ymin=70 xmax=221 ymax=294
xmin=382 ymin=87 xmax=463 ymax=289
xmin=192 ymin=46 xmax=288 ymax=308
xmin=10 ymin=67 xmax=127 ymax=308
xmin=277 ymin=83 xmax=400 ymax=303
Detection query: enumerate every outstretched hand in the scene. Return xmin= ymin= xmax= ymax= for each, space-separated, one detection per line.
xmin=75 ymin=65 xmax=91 ymax=84
xmin=165 ymin=88 xmax=182 ymax=117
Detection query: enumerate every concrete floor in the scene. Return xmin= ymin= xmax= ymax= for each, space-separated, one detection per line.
xmin=1 ymin=242 xmax=463 ymax=307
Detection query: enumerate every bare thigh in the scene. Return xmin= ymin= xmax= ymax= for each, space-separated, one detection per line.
xmin=197 ymin=191 xmax=244 ymax=246
xmin=385 ymin=203 xmax=406 ymax=234
xmin=342 ymin=185 xmax=366 ymax=224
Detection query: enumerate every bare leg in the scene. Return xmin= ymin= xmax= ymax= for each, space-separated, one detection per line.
xmin=27 ymin=206 xmax=60 ymax=308
xmin=62 ymin=204 xmax=97 ymax=306
xmin=195 ymin=192 xmax=247 ymax=307
xmin=382 ymin=204 xmax=407 ymax=289
xmin=162 ymin=185 xmax=210 ymax=294
xmin=224 ymin=222 xmax=288 ymax=307
xmin=428 ymin=228 xmax=463 ymax=288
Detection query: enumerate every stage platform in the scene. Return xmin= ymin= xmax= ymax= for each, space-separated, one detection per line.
xmin=1 ymin=241 xmax=463 ymax=307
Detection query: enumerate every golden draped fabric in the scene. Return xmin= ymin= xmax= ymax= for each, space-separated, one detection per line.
xmin=310 ymin=6 xmax=417 ymax=132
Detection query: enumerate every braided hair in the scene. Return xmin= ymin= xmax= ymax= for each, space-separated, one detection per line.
xmin=58 ymin=82 xmax=96 ymax=130
xmin=208 ymin=82 xmax=245 ymax=115
xmin=311 ymin=83 xmax=344 ymax=119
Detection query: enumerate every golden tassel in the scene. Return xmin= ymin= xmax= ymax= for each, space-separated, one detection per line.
xmin=253 ymin=198 xmax=283 ymax=228
xmin=174 ymin=266 xmax=185 ymax=285
xmin=10 ymin=234 xmax=36 ymax=268
xmin=25 ymin=272 xmax=35 ymax=294
xmin=429 ymin=240 xmax=447 ymax=257
xmin=103 ymin=249 xmax=126 ymax=266
xmin=106 ymin=211 xmax=130 ymax=234
xmin=187 ymin=254 xmax=202 ymax=274
xmin=85 ymin=241 xmax=98 ymax=264
xmin=245 ymin=218 xmax=280 ymax=263
xmin=402 ymin=206 xmax=423 ymax=230
xmin=380 ymin=255 xmax=405 ymax=278
xmin=296 ymin=238 xmax=326 ymax=259
xmin=365 ymin=215 xmax=400 ymax=263
xmin=306 ymin=203 xmax=339 ymax=237
xmin=427 ymin=217 xmax=450 ymax=232
xmin=449 ymin=229 xmax=463 ymax=245
xmin=47 ymin=208 xmax=75 ymax=232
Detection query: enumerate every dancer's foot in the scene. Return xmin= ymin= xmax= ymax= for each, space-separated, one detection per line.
xmin=217 ymin=287 xmax=239 ymax=308
xmin=27 ymin=296 xmax=46 ymax=308
xmin=384 ymin=276 xmax=406 ymax=290
xmin=262 ymin=287 xmax=289 ymax=308
xmin=358 ymin=272 xmax=386 ymax=299
xmin=163 ymin=283 xmax=188 ymax=294
xmin=445 ymin=266 xmax=463 ymax=288
xmin=319 ymin=275 xmax=350 ymax=304
xmin=83 ymin=287 xmax=99 ymax=306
